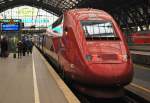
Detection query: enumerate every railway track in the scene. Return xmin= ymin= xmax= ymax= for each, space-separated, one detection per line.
xmin=76 ymin=89 xmax=150 ymax=103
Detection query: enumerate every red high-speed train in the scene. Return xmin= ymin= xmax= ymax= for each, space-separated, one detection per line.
xmin=34 ymin=9 xmax=133 ymax=98
xmin=129 ymin=30 xmax=150 ymax=44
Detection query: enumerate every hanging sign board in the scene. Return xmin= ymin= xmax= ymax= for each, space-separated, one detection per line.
xmin=0 ymin=19 xmax=21 ymax=31
xmin=2 ymin=23 xmax=20 ymax=31
xmin=18 ymin=7 xmax=37 ymax=17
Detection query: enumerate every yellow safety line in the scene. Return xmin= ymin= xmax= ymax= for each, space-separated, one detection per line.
xmin=131 ymin=83 xmax=150 ymax=93
xmin=35 ymin=47 xmax=80 ymax=103
xmin=32 ymin=49 xmax=41 ymax=103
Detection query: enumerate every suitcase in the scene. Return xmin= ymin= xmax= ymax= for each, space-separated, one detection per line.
xmin=13 ymin=53 xmax=16 ymax=58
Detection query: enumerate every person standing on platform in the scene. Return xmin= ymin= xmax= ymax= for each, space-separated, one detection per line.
xmin=0 ymin=37 xmax=8 ymax=57
xmin=0 ymin=37 xmax=1 ymax=57
xmin=25 ymin=38 xmax=33 ymax=55
xmin=17 ymin=41 xmax=23 ymax=58
xmin=21 ymin=37 xmax=27 ymax=56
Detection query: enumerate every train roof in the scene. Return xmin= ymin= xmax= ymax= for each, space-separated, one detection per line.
xmin=66 ymin=8 xmax=112 ymax=19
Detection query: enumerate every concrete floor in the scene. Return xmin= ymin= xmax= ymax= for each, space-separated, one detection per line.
xmin=133 ymin=64 xmax=150 ymax=90
xmin=0 ymin=54 xmax=34 ymax=103
xmin=0 ymin=48 xmax=70 ymax=103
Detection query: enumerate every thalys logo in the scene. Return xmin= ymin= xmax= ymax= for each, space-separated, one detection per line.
xmin=88 ymin=14 xmax=97 ymax=18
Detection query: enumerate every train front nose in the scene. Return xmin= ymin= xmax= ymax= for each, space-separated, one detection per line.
xmin=85 ymin=62 xmax=133 ymax=86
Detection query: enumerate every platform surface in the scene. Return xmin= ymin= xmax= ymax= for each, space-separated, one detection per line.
xmin=126 ymin=64 xmax=150 ymax=101
xmin=0 ymin=47 xmax=79 ymax=103
xmin=130 ymin=50 xmax=150 ymax=56
xmin=0 ymin=53 xmax=34 ymax=103
xmin=129 ymin=45 xmax=150 ymax=51
xmin=133 ymin=64 xmax=150 ymax=89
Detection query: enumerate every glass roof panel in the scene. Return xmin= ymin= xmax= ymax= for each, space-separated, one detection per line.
xmin=0 ymin=6 xmax=58 ymax=28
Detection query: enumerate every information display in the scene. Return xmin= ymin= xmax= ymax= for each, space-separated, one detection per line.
xmin=2 ymin=24 xmax=20 ymax=31
xmin=0 ymin=19 xmax=21 ymax=23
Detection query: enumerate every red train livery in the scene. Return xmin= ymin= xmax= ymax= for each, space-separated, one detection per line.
xmin=34 ymin=9 xmax=133 ymax=98
xmin=129 ymin=31 xmax=150 ymax=44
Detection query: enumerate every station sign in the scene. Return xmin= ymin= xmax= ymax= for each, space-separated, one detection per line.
xmin=0 ymin=19 xmax=49 ymax=23
xmin=2 ymin=23 xmax=20 ymax=31
xmin=0 ymin=19 xmax=21 ymax=23
xmin=21 ymin=19 xmax=49 ymax=23
xmin=0 ymin=19 xmax=21 ymax=31
xmin=18 ymin=7 xmax=37 ymax=17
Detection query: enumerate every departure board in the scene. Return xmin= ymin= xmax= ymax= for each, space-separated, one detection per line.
xmin=2 ymin=24 xmax=20 ymax=31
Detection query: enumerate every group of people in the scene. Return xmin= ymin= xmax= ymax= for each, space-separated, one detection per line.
xmin=0 ymin=35 xmax=33 ymax=59
xmin=0 ymin=36 xmax=8 ymax=57
xmin=17 ymin=37 xmax=33 ymax=58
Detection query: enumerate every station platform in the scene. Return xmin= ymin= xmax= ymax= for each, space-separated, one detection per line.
xmin=127 ymin=46 xmax=150 ymax=101
xmin=126 ymin=64 xmax=150 ymax=101
xmin=129 ymin=45 xmax=150 ymax=64
xmin=133 ymin=64 xmax=150 ymax=90
xmin=129 ymin=45 xmax=150 ymax=51
xmin=130 ymin=50 xmax=150 ymax=65
xmin=0 ymin=47 xmax=79 ymax=103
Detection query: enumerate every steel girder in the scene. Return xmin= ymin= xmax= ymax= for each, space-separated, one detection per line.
xmin=108 ymin=0 xmax=149 ymax=32
xmin=0 ymin=0 xmax=149 ymax=31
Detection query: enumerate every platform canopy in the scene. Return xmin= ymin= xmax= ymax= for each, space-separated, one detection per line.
xmin=0 ymin=0 xmax=149 ymax=32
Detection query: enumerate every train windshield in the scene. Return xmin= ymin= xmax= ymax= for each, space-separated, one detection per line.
xmin=81 ymin=20 xmax=120 ymax=40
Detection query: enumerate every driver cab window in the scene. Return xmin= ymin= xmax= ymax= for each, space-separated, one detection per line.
xmin=81 ymin=20 xmax=120 ymax=40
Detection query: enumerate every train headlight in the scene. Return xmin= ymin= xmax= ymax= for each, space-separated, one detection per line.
xmin=118 ymin=54 xmax=128 ymax=62
xmin=122 ymin=54 xmax=128 ymax=62
xmin=85 ymin=54 xmax=92 ymax=61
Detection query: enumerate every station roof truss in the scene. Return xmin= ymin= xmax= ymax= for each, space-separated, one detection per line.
xmin=0 ymin=0 xmax=149 ymax=32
